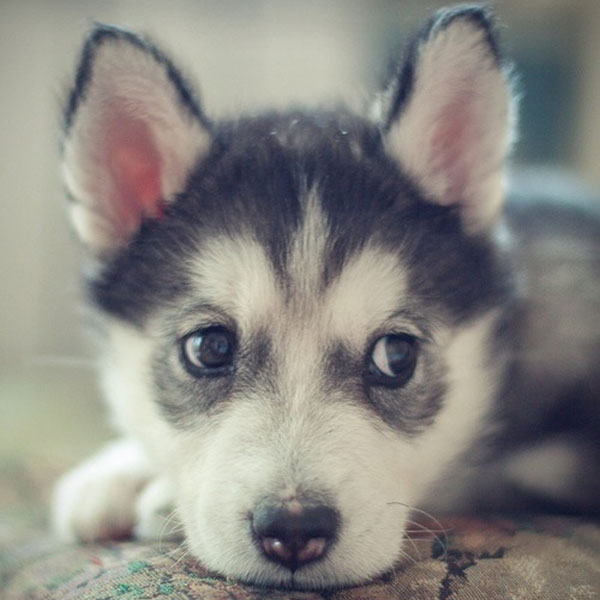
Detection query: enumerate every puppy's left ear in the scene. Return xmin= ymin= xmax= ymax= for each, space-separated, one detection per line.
xmin=376 ymin=6 xmax=517 ymax=232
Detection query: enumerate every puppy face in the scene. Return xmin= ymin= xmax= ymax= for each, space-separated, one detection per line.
xmin=96 ymin=129 xmax=508 ymax=586
xmin=100 ymin=197 xmax=504 ymax=587
xmin=63 ymin=6 xmax=515 ymax=588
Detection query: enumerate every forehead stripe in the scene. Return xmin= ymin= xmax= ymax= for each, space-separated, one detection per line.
xmin=287 ymin=187 xmax=329 ymax=299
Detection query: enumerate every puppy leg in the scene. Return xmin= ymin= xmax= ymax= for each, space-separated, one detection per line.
xmin=52 ymin=438 xmax=154 ymax=542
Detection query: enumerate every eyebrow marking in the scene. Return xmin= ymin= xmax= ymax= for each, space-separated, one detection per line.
xmin=325 ymin=245 xmax=408 ymax=348
xmin=188 ymin=233 xmax=282 ymax=332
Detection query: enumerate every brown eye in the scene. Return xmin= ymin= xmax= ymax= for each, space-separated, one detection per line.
xmin=180 ymin=326 xmax=236 ymax=377
xmin=367 ymin=334 xmax=418 ymax=387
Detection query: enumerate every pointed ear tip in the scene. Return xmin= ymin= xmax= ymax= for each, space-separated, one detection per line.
xmin=432 ymin=4 xmax=495 ymax=28
xmin=64 ymin=25 xmax=133 ymax=131
xmin=430 ymin=4 xmax=502 ymax=57
xmin=89 ymin=22 xmax=125 ymax=37
xmin=84 ymin=23 xmax=149 ymax=55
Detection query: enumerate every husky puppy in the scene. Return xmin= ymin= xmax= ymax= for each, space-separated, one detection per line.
xmin=53 ymin=5 xmax=600 ymax=589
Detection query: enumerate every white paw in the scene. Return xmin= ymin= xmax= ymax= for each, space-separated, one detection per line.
xmin=135 ymin=476 xmax=183 ymax=541
xmin=52 ymin=438 xmax=154 ymax=542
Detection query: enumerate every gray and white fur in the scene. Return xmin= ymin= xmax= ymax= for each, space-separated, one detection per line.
xmin=52 ymin=5 xmax=600 ymax=589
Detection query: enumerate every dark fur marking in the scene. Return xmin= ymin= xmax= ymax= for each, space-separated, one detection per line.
xmin=324 ymin=336 xmax=446 ymax=435
xmin=366 ymin=346 xmax=447 ymax=435
xmin=72 ymin=16 xmax=522 ymax=440
xmin=86 ymin=105 xmax=513 ymax=433
xmin=86 ymin=91 xmax=512 ymax=327
xmin=153 ymin=323 xmax=275 ymax=427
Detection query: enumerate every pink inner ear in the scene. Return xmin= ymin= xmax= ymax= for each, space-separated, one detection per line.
xmin=430 ymin=90 xmax=478 ymax=206
xmin=106 ymin=115 xmax=163 ymax=234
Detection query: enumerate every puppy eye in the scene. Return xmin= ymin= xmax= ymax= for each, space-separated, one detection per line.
xmin=368 ymin=334 xmax=418 ymax=387
xmin=180 ymin=326 xmax=236 ymax=377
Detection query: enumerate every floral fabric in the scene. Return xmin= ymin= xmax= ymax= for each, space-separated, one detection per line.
xmin=1 ymin=462 xmax=599 ymax=599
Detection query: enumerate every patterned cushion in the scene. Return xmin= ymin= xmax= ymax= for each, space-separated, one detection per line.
xmin=1 ymin=462 xmax=599 ymax=599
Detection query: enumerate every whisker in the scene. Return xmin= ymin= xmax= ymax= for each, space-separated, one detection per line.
xmin=158 ymin=508 xmax=185 ymax=543
xmin=404 ymin=521 xmax=448 ymax=561
xmin=170 ymin=541 xmax=193 ymax=569
xmin=165 ymin=539 xmax=190 ymax=564
xmin=401 ymin=529 xmax=423 ymax=561
xmin=404 ymin=528 xmax=450 ymax=534
xmin=388 ymin=501 xmax=450 ymax=561
xmin=404 ymin=521 xmax=452 ymax=536
xmin=396 ymin=546 xmax=419 ymax=566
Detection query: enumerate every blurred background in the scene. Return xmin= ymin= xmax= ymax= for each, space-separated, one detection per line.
xmin=1 ymin=0 xmax=599 ymax=472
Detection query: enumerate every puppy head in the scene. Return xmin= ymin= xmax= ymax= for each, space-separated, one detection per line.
xmin=62 ymin=6 xmax=515 ymax=588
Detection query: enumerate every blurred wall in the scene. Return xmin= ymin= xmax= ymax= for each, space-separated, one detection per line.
xmin=1 ymin=0 xmax=599 ymax=371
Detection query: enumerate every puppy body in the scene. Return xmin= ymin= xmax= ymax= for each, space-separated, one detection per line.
xmin=53 ymin=6 xmax=600 ymax=589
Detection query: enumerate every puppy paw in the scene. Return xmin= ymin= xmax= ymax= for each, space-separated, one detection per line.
xmin=135 ymin=476 xmax=183 ymax=541
xmin=52 ymin=438 xmax=154 ymax=542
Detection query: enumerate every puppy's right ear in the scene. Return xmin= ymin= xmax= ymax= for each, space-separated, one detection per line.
xmin=62 ymin=25 xmax=211 ymax=255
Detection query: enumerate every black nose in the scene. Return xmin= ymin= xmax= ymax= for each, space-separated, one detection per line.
xmin=252 ymin=502 xmax=339 ymax=570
